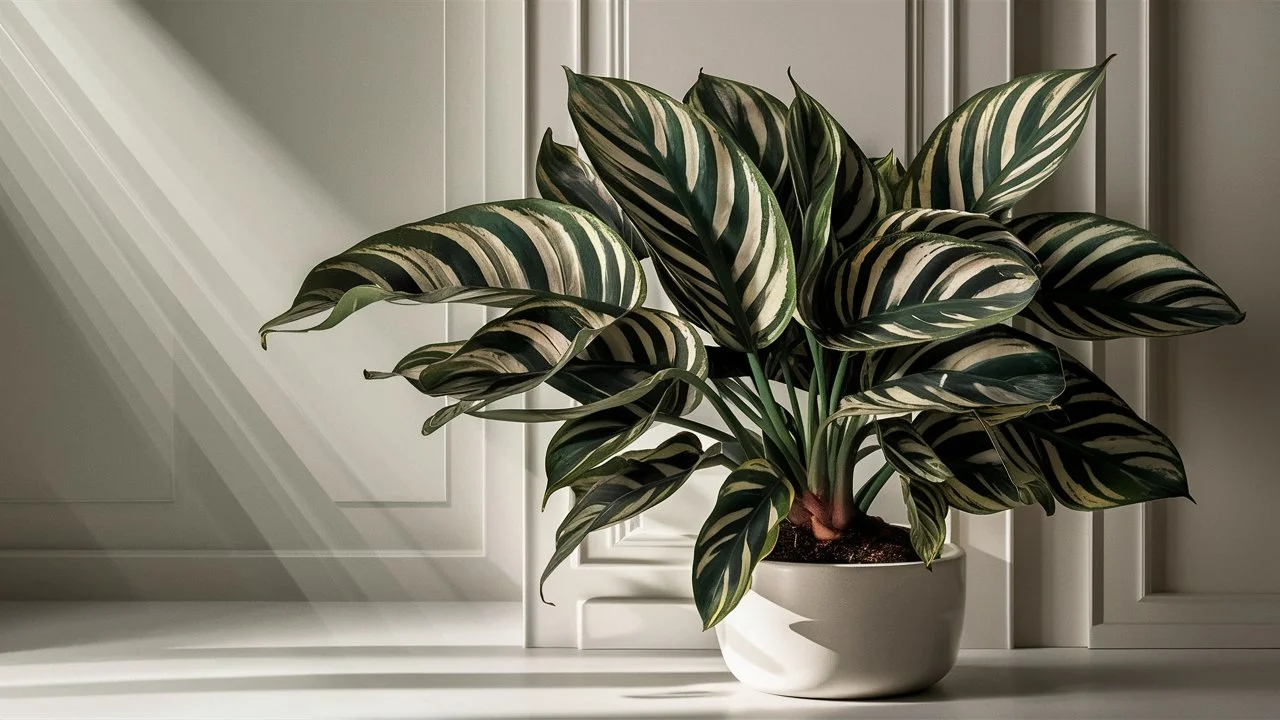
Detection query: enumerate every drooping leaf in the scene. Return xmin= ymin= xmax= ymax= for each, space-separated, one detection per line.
xmin=918 ymin=352 xmax=1190 ymax=513
xmin=693 ymin=459 xmax=793 ymax=629
xmin=900 ymin=475 xmax=948 ymax=566
xmin=547 ymin=308 xmax=707 ymax=416
xmin=394 ymin=299 xmax=613 ymax=402
xmin=566 ymin=70 xmax=795 ymax=351
xmin=810 ymin=232 xmax=1039 ymax=351
xmin=871 ymin=208 xmax=1038 ymax=269
xmin=260 ymin=199 xmax=645 ymax=345
xmin=834 ymin=325 xmax=1064 ymax=417
xmin=1009 ymin=212 xmax=1244 ymax=339
xmin=877 ymin=416 xmax=954 ymax=485
xmin=1003 ymin=354 xmax=1191 ymax=510
xmin=915 ymin=410 xmax=1047 ymax=514
xmin=541 ymin=433 xmax=711 ymax=600
xmin=901 ymin=59 xmax=1111 ymax=215
xmin=535 ymin=129 xmax=648 ymax=258
xmin=543 ymin=404 xmax=658 ymax=508
xmin=683 ymin=72 xmax=798 ymax=234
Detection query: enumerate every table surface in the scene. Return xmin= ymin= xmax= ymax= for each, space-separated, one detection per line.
xmin=0 ymin=602 xmax=1275 ymax=719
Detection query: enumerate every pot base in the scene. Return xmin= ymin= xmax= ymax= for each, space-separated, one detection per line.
xmin=715 ymin=544 xmax=965 ymax=700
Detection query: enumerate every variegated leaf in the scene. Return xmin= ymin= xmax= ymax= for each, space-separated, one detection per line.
xmin=877 ymin=416 xmax=954 ymax=485
xmin=1009 ymin=212 xmax=1244 ymax=339
xmin=547 ymin=308 xmax=707 ymax=417
xmin=1002 ymin=354 xmax=1190 ymax=510
xmin=871 ymin=208 xmax=1038 ymax=269
xmin=900 ymin=475 xmax=948 ymax=566
xmin=693 ymin=459 xmax=793 ymax=629
xmin=567 ymin=70 xmax=795 ymax=351
xmin=902 ymin=59 xmax=1111 ymax=215
xmin=683 ymin=71 xmax=798 ymax=233
xmin=787 ymin=76 xmax=888 ymax=325
xmin=536 ymin=128 xmax=648 ymax=258
xmin=382 ymin=307 xmax=708 ymax=425
xmin=542 ymin=394 xmax=681 ymax=508
xmin=541 ymin=433 xmax=710 ymax=600
xmin=915 ymin=411 xmax=1048 ymax=514
xmin=260 ymin=199 xmax=644 ymax=345
xmin=395 ymin=299 xmax=613 ymax=401
xmin=812 ymin=232 xmax=1039 ymax=351
xmin=835 ymin=325 xmax=1064 ymax=417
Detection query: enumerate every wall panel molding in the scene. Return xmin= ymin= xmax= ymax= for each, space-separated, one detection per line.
xmin=0 ymin=0 xmax=525 ymax=600
xmin=1085 ymin=0 xmax=1280 ymax=648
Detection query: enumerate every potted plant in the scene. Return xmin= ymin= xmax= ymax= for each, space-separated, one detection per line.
xmin=260 ymin=59 xmax=1243 ymax=699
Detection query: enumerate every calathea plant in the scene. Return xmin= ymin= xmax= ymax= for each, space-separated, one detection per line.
xmin=261 ymin=58 xmax=1243 ymax=629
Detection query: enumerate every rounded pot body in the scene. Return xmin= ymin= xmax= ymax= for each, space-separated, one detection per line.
xmin=715 ymin=544 xmax=965 ymax=699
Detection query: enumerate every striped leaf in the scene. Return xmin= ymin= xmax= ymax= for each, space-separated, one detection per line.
xmin=1002 ymin=354 xmax=1190 ymax=510
xmin=915 ymin=411 xmax=1049 ymax=514
xmin=683 ymin=72 xmax=798 ymax=234
xmin=902 ymin=59 xmax=1111 ymax=215
xmin=390 ymin=299 xmax=613 ymax=402
xmin=567 ymin=70 xmax=796 ymax=351
xmin=811 ymin=232 xmax=1040 ymax=351
xmin=877 ymin=416 xmax=954 ymax=485
xmin=693 ymin=459 xmax=793 ymax=629
xmin=787 ymin=76 xmax=888 ymax=323
xmin=542 ymin=396 xmax=679 ymax=508
xmin=382 ymin=307 xmax=708 ymax=426
xmin=260 ymin=199 xmax=644 ymax=346
xmin=871 ymin=208 xmax=1039 ymax=270
xmin=536 ymin=129 xmax=648 ymax=259
xmin=541 ymin=433 xmax=710 ymax=600
xmin=900 ymin=475 xmax=949 ymax=566
xmin=1009 ymin=212 xmax=1244 ymax=339
xmin=546 ymin=308 xmax=707 ymax=417
xmin=835 ymin=326 xmax=1064 ymax=417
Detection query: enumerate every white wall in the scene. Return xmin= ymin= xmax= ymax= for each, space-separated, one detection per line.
xmin=0 ymin=0 xmax=524 ymax=601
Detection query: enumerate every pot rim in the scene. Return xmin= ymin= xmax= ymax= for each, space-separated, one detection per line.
xmin=759 ymin=541 xmax=964 ymax=570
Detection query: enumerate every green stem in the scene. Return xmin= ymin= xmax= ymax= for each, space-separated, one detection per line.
xmin=686 ymin=378 xmax=762 ymax=457
xmin=779 ymin=363 xmax=806 ymax=452
xmin=853 ymin=463 xmax=896 ymax=514
xmin=745 ymin=351 xmax=806 ymax=479
xmin=828 ymin=353 xmax=853 ymax=416
xmin=656 ymin=415 xmax=737 ymax=444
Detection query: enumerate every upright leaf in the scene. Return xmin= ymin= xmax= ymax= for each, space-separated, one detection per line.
xmin=260 ymin=199 xmax=645 ymax=345
xmin=872 ymin=151 xmax=906 ymax=197
xmin=541 ymin=433 xmax=711 ymax=600
xmin=787 ymin=77 xmax=888 ymax=327
xmin=1009 ymin=212 xmax=1244 ymax=339
xmin=811 ymin=232 xmax=1039 ymax=351
xmin=835 ymin=326 xmax=1064 ymax=417
xmin=536 ymin=129 xmax=648 ymax=258
xmin=902 ymin=59 xmax=1111 ymax=215
xmin=683 ymin=72 xmax=797 ymax=232
xmin=566 ymin=70 xmax=795 ymax=351
xmin=693 ymin=459 xmax=793 ymax=629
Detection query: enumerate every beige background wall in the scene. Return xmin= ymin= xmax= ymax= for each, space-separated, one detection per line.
xmin=0 ymin=0 xmax=1273 ymax=649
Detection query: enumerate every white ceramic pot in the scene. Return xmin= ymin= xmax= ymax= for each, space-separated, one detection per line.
xmin=715 ymin=543 xmax=965 ymax=699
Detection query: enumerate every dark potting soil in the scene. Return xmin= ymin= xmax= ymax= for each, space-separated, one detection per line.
xmin=767 ymin=515 xmax=920 ymax=564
